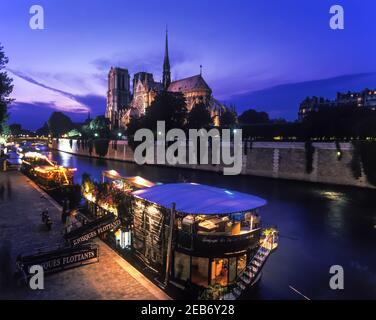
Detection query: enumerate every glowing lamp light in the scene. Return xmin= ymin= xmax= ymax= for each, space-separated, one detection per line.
xmin=118 ymin=132 xmax=122 ymax=137
xmin=94 ymin=133 xmax=99 ymax=137
xmin=132 ymin=176 xmax=155 ymax=188
xmin=108 ymin=169 xmax=119 ymax=177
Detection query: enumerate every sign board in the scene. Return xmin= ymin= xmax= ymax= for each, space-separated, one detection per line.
xmin=65 ymin=214 xmax=121 ymax=246
xmin=17 ymin=243 xmax=99 ymax=278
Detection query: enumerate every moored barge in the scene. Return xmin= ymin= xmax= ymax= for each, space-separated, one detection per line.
xmin=82 ymin=170 xmax=278 ymax=299
xmin=21 ymin=152 xmax=76 ymax=190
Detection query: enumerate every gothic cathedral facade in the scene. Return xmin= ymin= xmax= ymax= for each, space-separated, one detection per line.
xmin=105 ymin=31 xmax=224 ymax=129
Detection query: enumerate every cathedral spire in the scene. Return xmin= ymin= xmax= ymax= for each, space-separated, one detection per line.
xmin=163 ymin=27 xmax=171 ymax=90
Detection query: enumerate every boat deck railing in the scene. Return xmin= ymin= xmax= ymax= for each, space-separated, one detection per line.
xmin=222 ymin=228 xmax=278 ymax=300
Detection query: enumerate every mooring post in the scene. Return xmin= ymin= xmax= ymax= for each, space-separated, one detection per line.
xmin=164 ymin=202 xmax=176 ymax=287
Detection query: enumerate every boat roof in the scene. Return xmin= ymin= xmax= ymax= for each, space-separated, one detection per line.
xmin=103 ymin=170 xmax=155 ymax=188
xmin=131 ymin=183 xmax=267 ymax=215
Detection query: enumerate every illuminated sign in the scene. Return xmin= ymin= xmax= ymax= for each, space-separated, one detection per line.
xmin=65 ymin=214 xmax=122 ymax=246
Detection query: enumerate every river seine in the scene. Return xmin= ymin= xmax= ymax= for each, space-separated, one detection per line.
xmin=50 ymin=150 xmax=376 ymax=299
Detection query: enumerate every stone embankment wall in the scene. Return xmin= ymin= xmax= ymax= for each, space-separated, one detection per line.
xmin=51 ymin=139 xmax=373 ymax=188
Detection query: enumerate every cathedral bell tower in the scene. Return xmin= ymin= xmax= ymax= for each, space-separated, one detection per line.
xmin=162 ymin=29 xmax=171 ymax=90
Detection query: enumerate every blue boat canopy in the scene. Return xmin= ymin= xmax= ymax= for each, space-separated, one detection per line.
xmin=131 ymin=183 xmax=267 ymax=215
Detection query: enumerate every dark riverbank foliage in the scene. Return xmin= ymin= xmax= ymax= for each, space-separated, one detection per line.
xmin=350 ymin=142 xmax=362 ymax=180
xmin=94 ymin=139 xmax=110 ymax=157
xmin=0 ymin=44 xmax=13 ymax=134
xmin=352 ymin=141 xmax=376 ymax=186
xmin=304 ymin=141 xmax=315 ymax=174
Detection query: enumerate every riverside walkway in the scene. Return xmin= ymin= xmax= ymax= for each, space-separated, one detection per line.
xmin=0 ymin=170 xmax=170 ymax=300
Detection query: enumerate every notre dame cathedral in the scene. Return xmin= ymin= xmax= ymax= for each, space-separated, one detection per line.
xmin=105 ymin=31 xmax=225 ymax=129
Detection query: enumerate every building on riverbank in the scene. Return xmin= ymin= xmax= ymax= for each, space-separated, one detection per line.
xmin=298 ymin=88 xmax=376 ymax=120
xmin=105 ymin=31 xmax=225 ymax=129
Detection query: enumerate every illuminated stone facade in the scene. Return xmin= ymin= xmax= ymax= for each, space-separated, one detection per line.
xmin=106 ymin=32 xmax=225 ymax=128
xmin=105 ymin=67 xmax=131 ymax=129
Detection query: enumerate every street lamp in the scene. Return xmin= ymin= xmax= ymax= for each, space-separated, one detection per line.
xmin=94 ymin=133 xmax=99 ymax=138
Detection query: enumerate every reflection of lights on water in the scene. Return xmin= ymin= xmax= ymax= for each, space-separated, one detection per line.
xmin=320 ymin=191 xmax=346 ymax=202
xmin=319 ymin=191 xmax=348 ymax=236
xmin=59 ymin=152 xmax=73 ymax=168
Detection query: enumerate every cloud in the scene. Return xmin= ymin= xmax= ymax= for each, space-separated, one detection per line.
xmin=9 ymin=69 xmax=91 ymax=113
xmin=6 ymin=69 xmax=108 ymax=129
xmin=9 ymin=69 xmax=79 ymax=101
xmin=9 ymin=69 xmax=107 ymax=111
xmin=8 ymin=102 xmax=88 ymax=131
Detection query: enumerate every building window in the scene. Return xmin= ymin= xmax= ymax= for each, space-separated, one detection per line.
xmin=211 ymin=258 xmax=228 ymax=287
xmin=237 ymin=254 xmax=247 ymax=275
xmin=191 ymin=257 xmax=209 ymax=287
xmin=174 ymin=252 xmax=190 ymax=282
xmin=229 ymin=257 xmax=237 ymax=283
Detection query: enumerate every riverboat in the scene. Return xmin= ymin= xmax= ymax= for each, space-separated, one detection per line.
xmin=82 ymin=170 xmax=278 ymax=299
xmin=21 ymin=152 xmax=76 ymax=189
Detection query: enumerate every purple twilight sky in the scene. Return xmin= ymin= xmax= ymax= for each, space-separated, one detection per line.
xmin=1 ymin=0 xmax=375 ymax=130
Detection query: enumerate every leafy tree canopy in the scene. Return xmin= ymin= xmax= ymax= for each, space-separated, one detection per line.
xmin=144 ymin=91 xmax=188 ymax=131
xmin=302 ymin=105 xmax=376 ymax=138
xmin=80 ymin=115 xmax=111 ymax=138
xmin=89 ymin=115 xmax=109 ymax=132
xmin=0 ymin=44 xmax=13 ymax=133
xmin=186 ymin=103 xmax=213 ymax=129
xmin=220 ymin=109 xmax=237 ymax=128
xmin=238 ymin=109 xmax=269 ymax=124
xmin=47 ymin=111 xmax=74 ymax=137
xmin=36 ymin=122 xmax=49 ymax=137
xmin=9 ymin=123 xmax=22 ymax=135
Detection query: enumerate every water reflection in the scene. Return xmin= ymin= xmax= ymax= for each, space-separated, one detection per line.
xmin=319 ymin=191 xmax=347 ymax=202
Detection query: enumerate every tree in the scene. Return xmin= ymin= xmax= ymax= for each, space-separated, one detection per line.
xmin=36 ymin=122 xmax=49 ymax=136
xmin=9 ymin=123 xmax=22 ymax=136
xmin=144 ymin=91 xmax=188 ymax=131
xmin=67 ymin=129 xmax=81 ymax=137
xmin=238 ymin=109 xmax=269 ymax=124
xmin=126 ymin=116 xmax=144 ymax=136
xmin=302 ymin=105 xmax=376 ymax=139
xmin=47 ymin=112 xmax=74 ymax=137
xmin=186 ymin=103 xmax=213 ymax=129
xmin=220 ymin=109 xmax=237 ymax=128
xmin=87 ymin=115 xmax=110 ymax=138
xmin=89 ymin=115 xmax=109 ymax=132
xmin=0 ymin=44 xmax=13 ymax=133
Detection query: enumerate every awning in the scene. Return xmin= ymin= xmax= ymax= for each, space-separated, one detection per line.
xmin=103 ymin=170 xmax=156 ymax=189
xmin=132 ymin=183 xmax=267 ymax=215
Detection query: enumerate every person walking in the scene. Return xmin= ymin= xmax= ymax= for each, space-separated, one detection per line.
xmin=61 ymin=198 xmax=68 ymax=223
xmin=46 ymin=216 xmax=52 ymax=231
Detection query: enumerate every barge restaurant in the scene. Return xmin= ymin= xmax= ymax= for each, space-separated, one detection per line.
xmin=84 ymin=170 xmax=278 ymax=299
